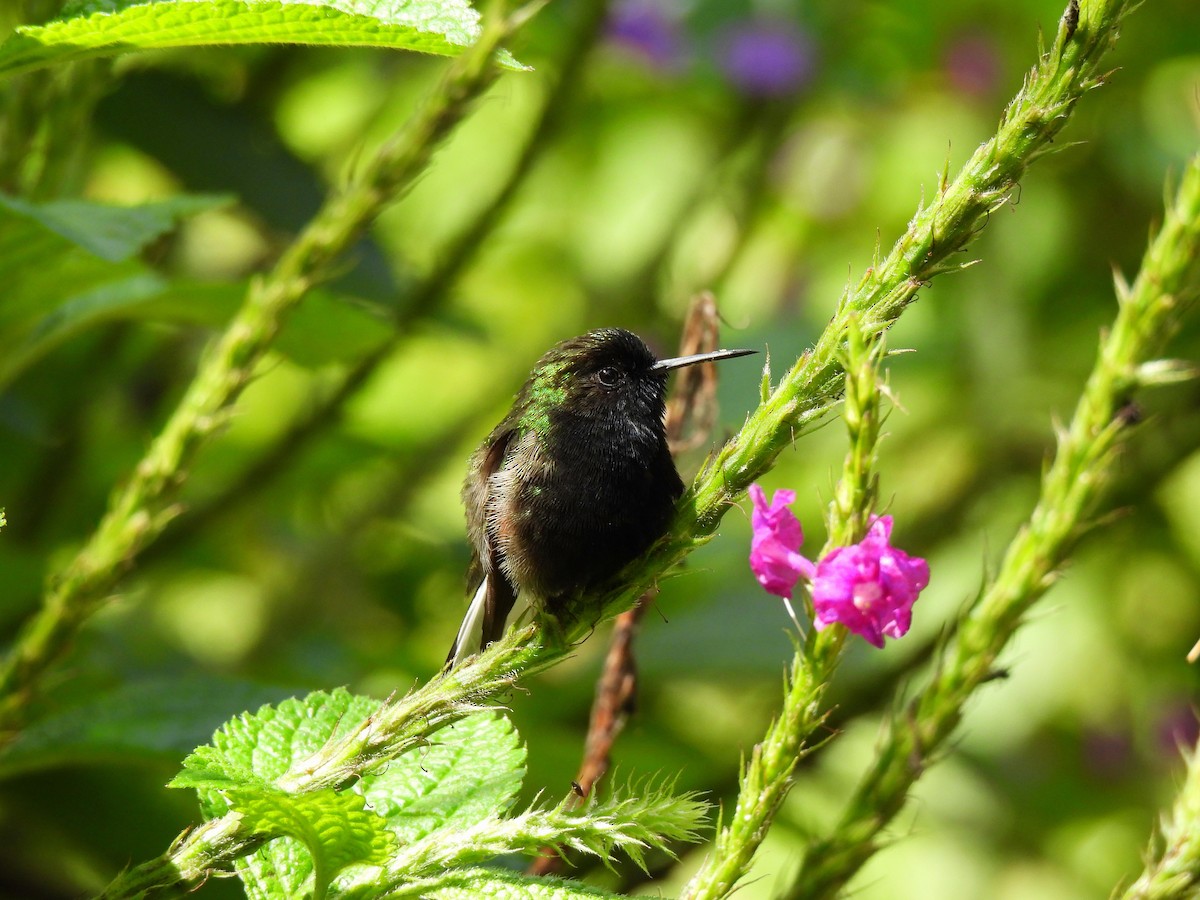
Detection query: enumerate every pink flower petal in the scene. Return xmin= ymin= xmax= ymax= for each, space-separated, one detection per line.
xmin=748 ymin=484 xmax=814 ymax=600
xmin=809 ymin=515 xmax=928 ymax=647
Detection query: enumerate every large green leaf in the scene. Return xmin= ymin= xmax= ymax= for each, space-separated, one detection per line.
xmin=0 ymin=0 xmax=522 ymax=79
xmin=230 ymin=786 xmax=397 ymax=899
xmin=0 ymin=193 xmax=392 ymax=386
xmin=171 ymin=688 xmax=528 ymax=898
xmin=361 ymin=708 xmax=525 ymax=845
xmin=0 ymin=193 xmax=227 ymax=262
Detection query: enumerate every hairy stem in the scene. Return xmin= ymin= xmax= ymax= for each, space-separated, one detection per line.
xmin=1122 ymin=742 xmax=1200 ymax=899
xmin=682 ymin=319 xmax=884 ymax=900
xmin=789 ymin=151 xmax=1200 ymax=899
xmin=0 ymin=3 xmax=517 ymax=734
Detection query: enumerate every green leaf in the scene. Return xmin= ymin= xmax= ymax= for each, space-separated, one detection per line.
xmin=0 ymin=0 xmax=523 ymax=79
xmin=172 ymin=689 xmax=530 ymax=897
xmin=171 ymin=688 xmax=377 ymax=796
xmin=428 ymin=868 xmax=629 ymax=899
xmin=0 ymin=193 xmax=231 ymax=262
xmin=0 ymin=189 xmax=389 ymax=386
xmin=0 ymin=676 xmax=294 ymax=778
xmin=363 ymin=709 xmax=525 ymax=844
xmin=172 ymin=690 xmax=384 ymax=897
xmin=0 ymin=193 xmax=229 ymax=388
xmin=227 ymin=785 xmax=396 ymax=898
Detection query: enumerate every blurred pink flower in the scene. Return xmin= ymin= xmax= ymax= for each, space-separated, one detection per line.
xmin=748 ymin=484 xmax=814 ymax=600
xmin=810 ymin=516 xmax=929 ymax=648
xmin=748 ymin=485 xmax=929 ymax=648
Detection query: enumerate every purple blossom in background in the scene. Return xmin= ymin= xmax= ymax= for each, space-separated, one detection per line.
xmin=943 ymin=33 xmax=1001 ymax=96
xmin=748 ymin=485 xmax=929 ymax=648
xmin=717 ymin=18 xmax=815 ymax=97
xmin=607 ymin=0 xmax=688 ymax=71
xmin=810 ymin=516 xmax=929 ymax=648
xmin=1156 ymin=702 xmax=1200 ymax=758
xmin=749 ymin=484 xmax=814 ymax=600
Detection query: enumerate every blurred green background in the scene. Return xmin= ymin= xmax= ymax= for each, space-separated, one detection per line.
xmin=1 ymin=0 xmax=1199 ymax=896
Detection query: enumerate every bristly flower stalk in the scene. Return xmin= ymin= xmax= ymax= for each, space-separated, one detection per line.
xmin=1122 ymin=743 xmax=1200 ymax=899
xmin=579 ymin=0 xmax=1138 ymax=636
xmin=825 ymin=318 xmax=884 ymax=549
xmin=683 ymin=319 xmax=890 ymax=900
xmin=790 ymin=151 xmax=1200 ymax=900
xmin=0 ymin=0 xmax=520 ymax=734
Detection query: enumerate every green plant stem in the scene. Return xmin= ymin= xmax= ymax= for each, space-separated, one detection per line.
xmin=372 ymin=786 xmax=705 ymax=892
xmin=96 ymin=816 xmax=265 ymax=900
xmin=96 ymin=626 xmax=556 ymax=899
xmin=682 ymin=319 xmax=884 ymax=900
xmin=788 ymin=152 xmax=1200 ymax=900
xmin=1122 ymin=744 xmax=1200 ymax=899
xmin=679 ymin=3 xmax=1134 ymax=895
xmin=144 ymin=0 xmax=611 ymax=565
xmin=566 ymin=0 xmax=1134 ymax=645
xmin=0 ymin=4 xmax=518 ymax=735
xmin=0 ymin=60 xmax=108 ymax=196
xmin=1 ymin=0 xmax=108 ymax=196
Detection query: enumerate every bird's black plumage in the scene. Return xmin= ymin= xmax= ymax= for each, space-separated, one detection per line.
xmin=447 ymin=328 xmax=754 ymax=665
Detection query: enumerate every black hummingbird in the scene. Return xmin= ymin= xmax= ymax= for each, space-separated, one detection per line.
xmin=447 ymin=327 xmax=755 ymax=665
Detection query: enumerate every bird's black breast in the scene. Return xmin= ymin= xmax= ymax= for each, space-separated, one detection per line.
xmin=505 ymin=413 xmax=683 ymax=600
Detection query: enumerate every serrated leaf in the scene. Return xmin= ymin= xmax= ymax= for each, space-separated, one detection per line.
xmin=171 ymin=688 xmax=377 ymax=797
xmin=364 ymin=711 xmax=525 ymax=844
xmin=226 ymin=785 xmax=396 ymax=898
xmin=173 ymin=690 xmax=385 ymax=897
xmin=0 ymin=0 xmax=524 ymax=79
xmin=173 ymin=691 xmax=526 ymax=832
xmin=173 ymin=689 xmax=531 ymax=897
xmin=0 ymin=676 xmax=293 ymax=778
xmin=428 ymin=868 xmax=628 ymax=899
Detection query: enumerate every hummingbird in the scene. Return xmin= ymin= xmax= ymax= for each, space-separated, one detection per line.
xmin=447 ymin=327 xmax=755 ymax=666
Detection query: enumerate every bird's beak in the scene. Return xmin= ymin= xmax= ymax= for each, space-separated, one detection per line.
xmin=651 ymin=347 xmax=757 ymax=371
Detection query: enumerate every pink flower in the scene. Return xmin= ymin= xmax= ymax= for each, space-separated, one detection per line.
xmin=810 ymin=516 xmax=929 ymax=648
xmin=748 ymin=484 xmax=814 ymax=599
xmin=747 ymin=484 xmax=929 ymax=648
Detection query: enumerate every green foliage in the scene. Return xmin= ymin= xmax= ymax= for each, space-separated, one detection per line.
xmin=161 ymin=688 xmax=703 ymax=898
xmin=0 ymin=0 xmax=521 ymax=78
xmin=1 ymin=0 xmax=1199 ymax=897
xmin=427 ymin=868 xmax=629 ymax=898
xmin=0 ymin=193 xmax=229 ymax=387
xmin=0 ymin=676 xmax=293 ymax=776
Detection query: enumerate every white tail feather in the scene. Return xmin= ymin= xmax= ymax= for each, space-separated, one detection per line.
xmin=449 ymin=579 xmax=489 ymax=667
xmin=448 ymin=578 xmax=538 ymax=666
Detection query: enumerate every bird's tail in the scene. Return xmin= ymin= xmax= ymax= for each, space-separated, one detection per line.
xmin=446 ymin=579 xmax=489 ymax=667
xmin=445 ymin=576 xmax=536 ymax=668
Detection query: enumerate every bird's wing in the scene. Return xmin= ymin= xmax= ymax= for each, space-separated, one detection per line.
xmin=448 ymin=428 xmax=519 ymax=666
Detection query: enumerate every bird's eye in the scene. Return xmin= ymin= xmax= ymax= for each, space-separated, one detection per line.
xmin=596 ymin=366 xmax=620 ymax=387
